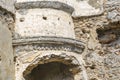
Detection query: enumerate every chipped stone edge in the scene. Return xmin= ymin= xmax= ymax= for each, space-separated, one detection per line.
xmin=23 ymin=53 xmax=81 ymax=77
xmin=15 ymin=1 xmax=74 ymax=14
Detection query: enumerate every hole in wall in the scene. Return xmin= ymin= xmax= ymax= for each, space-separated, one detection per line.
xmin=97 ymin=27 xmax=120 ymax=45
xmin=43 ymin=16 xmax=47 ymax=20
xmin=69 ymin=22 xmax=71 ymax=25
xmin=0 ymin=56 xmax=1 ymax=64
xmin=0 ymin=56 xmax=1 ymax=61
xmin=8 ymin=27 xmax=11 ymax=30
xmin=14 ymin=56 xmax=17 ymax=62
xmin=90 ymin=78 xmax=98 ymax=80
xmin=20 ymin=17 xmax=25 ymax=22
xmin=58 ymin=18 xmax=60 ymax=20
xmin=3 ymin=12 xmax=7 ymax=16
xmin=23 ymin=62 xmax=74 ymax=80
xmin=17 ymin=63 xmax=19 ymax=66
xmin=90 ymin=64 xmax=96 ymax=69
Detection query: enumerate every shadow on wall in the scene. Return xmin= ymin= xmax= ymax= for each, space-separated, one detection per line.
xmin=97 ymin=23 xmax=120 ymax=45
xmin=24 ymin=62 xmax=74 ymax=80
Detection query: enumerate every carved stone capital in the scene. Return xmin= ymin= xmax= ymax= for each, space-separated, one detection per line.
xmin=13 ymin=36 xmax=85 ymax=54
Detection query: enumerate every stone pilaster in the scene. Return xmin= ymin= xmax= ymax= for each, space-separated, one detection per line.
xmin=0 ymin=2 xmax=15 ymax=80
xmin=13 ymin=0 xmax=88 ymax=80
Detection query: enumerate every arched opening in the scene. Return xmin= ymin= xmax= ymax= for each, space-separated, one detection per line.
xmin=24 ymin=62 xmax=74 ymax=80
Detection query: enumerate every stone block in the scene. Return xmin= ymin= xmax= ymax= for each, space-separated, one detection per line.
xmin=15 ymin=9 xmax=75 ymax=38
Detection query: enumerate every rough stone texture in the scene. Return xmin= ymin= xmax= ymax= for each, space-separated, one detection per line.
xmin=24 ymin=62 xmax=74 ymax=80
xmin=73 ymin=0 xmax=120 ymax=80
xmin=15 ymin=50 xmax=86 ymax=80
xmin=0 ymin=0 xmax=15 ymax=13
xmin=0 ymin=0 xmax=120 ymax=80
xmin=0 ymin=9 xmax=14 ymax=80
xmin=105 ymin=0 xmax=120 ymax=23
xmin=15 ymin=8 xmax=75 ymax=39
xmin=16 ymin=0 xmax=103 ymax=17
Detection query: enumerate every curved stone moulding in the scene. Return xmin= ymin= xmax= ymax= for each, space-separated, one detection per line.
xmin=14 ymin=37 xmax=85 ymax=80
xmin=23 ymin=53 xmax=81 ymax=78
xmin=15 ymin=1 xmax=74 ymax=14
xmin=13 ymin=36 xmax=85 ymax=54
xmin=15 ymin=51 xmax=84 ymax=80
xmin=15 ymin=0 xmax=104 ymax=17
xmin=15 ymin=0 xmax=75 ymax=11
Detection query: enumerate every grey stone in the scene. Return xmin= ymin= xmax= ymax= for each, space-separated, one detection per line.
xmin=106 ymin=0 xmax=120 ymax=23
xmin=0 ymin=0 xmax=15 ymax=13
xmin=15 ymin=1 xmax=74 ymax=14
xmin=0 ymin=14 xmax=14 ymax=80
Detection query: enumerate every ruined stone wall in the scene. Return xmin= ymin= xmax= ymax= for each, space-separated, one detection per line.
xmin=74 ymin=0 xmax=120 ymax=80
xmin=0 ymin=0 xmax=120 ymax=80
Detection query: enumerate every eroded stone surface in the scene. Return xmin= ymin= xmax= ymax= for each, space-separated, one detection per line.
xmin=0 ymin=9 xmax=14 ymax=80
xmin=74 ymin=0 xmax=120 ymax=78
xmin=15 ymin=9 xmax=75 ymax=38
xmin=0 ymin=0 xmax=120 ymax=80
xmin=16 ymin=0 xmax=103 ymax=17
xmin=105 ymin=0 xmax=120 ymax=23
xmin=15 ymin=50 xmax=86 ymax=80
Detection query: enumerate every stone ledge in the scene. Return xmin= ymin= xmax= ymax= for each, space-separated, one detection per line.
xmin=13 ymin=36 xmax=85 ymax=53
xmin=15 ymin=1 xmax=74 ymax=14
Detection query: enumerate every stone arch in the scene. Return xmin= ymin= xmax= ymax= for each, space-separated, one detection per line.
xmin=23 ymin=53 xmax=81 ymax=80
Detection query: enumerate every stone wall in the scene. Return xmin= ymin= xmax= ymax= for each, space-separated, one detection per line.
xmin=0 ymin=8 xmax=15 ymax=80
xmin=0 ymin=0 xmax=120 ymax=80
xmin=74 ymin=0 xmax=120 ymax=80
